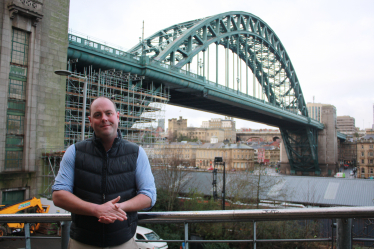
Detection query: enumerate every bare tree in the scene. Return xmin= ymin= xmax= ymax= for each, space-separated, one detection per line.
xmin=152 ymin=145 xmax=192 ymax=211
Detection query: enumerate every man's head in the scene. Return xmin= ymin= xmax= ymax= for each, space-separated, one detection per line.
xmin=88 ymin=97 xmax=119 ymax=141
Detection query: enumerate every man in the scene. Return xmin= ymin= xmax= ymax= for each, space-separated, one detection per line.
xmin=52 ymin=96 xmax=156 ymax=248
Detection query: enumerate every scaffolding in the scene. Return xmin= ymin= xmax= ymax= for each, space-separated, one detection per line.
xmin=64 ymin=66 xmax=169 ymax=146
xmin=40 ymin=66 xmax=169 ymax=198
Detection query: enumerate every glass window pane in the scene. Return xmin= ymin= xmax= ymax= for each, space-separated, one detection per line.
xmin=11 ymin=29 xmax=29 ymax=65
xmin=8 ymin=79 xmax=26 ymax=100
xmin=5 ymin=150 xmax=23 ymax=170
xmin=7 ymin=115 xmax=24 ymax=135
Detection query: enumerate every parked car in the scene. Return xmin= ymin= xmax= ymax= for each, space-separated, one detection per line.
xmin=135 ymin=226 xmax=168 ymax=249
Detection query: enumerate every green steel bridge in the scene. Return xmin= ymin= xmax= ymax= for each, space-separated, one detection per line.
xmin=67 ymin=11 xmax=345 ymax=174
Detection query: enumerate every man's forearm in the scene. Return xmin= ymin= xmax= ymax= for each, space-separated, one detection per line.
xmin=118 ymin=194 xmax=152 ymax=212
xmin=52 ymin=190 xmax=98 ymax=216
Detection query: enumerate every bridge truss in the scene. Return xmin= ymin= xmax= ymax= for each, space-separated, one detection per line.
xmin=129 ymin=11 xmax=320 ymax=173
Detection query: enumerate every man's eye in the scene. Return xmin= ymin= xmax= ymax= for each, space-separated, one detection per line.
xmin=107 ymin=112 xmax=113 ymax=116
xmin=94 ymin=114 xmax=101 ymax=118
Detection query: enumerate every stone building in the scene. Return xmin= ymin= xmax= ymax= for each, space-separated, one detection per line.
xmin=257 ymin=147 xmax=280 ymax=166
xmin=178 ymin=127 xmax=225 ymax=143
xmin=0 ymin=0 xmax=69 ymax=204
xmin=168 ymin=116 xmax=234 ymax=143
xmin=196 ymin=143 xmax=254 ymax=171
xmin=168 ymin=116 xmax=187 ymax=141
xmin=151 ymin=142 xmax=199 ymax=167
xmin=356 ymin=130 xmax=374 ymax=178
xmin=205 ymin=117 xmax=236 ymax=142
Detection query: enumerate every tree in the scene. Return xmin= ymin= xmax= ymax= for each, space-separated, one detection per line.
xmin=152 ymin=144 xmax=195 ymax=211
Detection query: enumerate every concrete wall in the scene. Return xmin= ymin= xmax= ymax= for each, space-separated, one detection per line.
xmin=0 ymin=0 xmax=69 ymax=203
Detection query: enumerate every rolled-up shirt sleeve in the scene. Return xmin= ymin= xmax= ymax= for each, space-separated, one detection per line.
xmin=136 ymin=146 xmax=156 ymax=210
xmin=52 ymin=145 xmax=76 ymax=193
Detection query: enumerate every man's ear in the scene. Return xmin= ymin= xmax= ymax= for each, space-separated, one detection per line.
xmin=88 ymin=116 xmax=92 ymax=127
xmin=116 ymin=111 xmax=120 ymax=121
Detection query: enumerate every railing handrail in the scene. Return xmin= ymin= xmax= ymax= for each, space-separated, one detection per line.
xmin=1 ymin=206 xmax=373 ymax=223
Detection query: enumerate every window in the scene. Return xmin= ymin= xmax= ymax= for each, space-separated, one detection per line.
xmin=370 ymin=145 xmax=374 ymax=149
xmin=362 ymin=152 xmax=364 ymax=157
xmin=362 ymin=159 xmax=364 ymax=164
xmin=6 ymin=115 xmax=24 ymax=135
xmin=2 ymin=190 xmax=25 ymax=205
xmin=8 ymin=79 xmax=26 ymax=100
xmin=362 ymin=168 xmax=365 ymax=173
xmin=371 ymin=168 xmax=373 ymax=174
xmin=362 ymin=145 xmax=364 ymax=149
xmin=369 ymin=152 xmax=374 ymax=157
xmin=5 ymin=29 xmax=29 ymax=171
xmin=136 ymin=234 xmax=145 ymax=240
xmin=11 ymin=29 xmax=29 ymax=65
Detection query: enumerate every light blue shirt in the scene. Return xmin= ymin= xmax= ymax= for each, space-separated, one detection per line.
xmin=52 ymin=144 xmax=156 ymax=210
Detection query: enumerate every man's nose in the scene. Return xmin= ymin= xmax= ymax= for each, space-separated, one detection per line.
xmin=101 ymin=114 xmax=108 ymax=121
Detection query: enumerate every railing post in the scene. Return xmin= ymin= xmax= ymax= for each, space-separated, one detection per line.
xmin=184 ymin=222 xmax=189 ymax=249
xmin=24 ymin=222 xmax=31 ymax=249
xmin=61 ymin=221 xmax=71 ymax=249
xmin=336 ymin=218 xmax=352 ymax=249
xmin=253 ymin=221 xmax=256 ymax=249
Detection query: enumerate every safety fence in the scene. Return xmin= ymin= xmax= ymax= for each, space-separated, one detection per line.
xmin=1 ymin=206 xmax=374 ymax=249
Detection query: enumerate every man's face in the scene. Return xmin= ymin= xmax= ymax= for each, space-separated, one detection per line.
xmin=88 ymin=98 xmax=119 ymax=140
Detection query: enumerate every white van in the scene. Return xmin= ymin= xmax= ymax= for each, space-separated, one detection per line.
xmin=135 ymin=226 xmax=168 ymax=249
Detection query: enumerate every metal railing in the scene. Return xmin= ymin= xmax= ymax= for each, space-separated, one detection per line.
xmin=1 ymin=206 xmax=374 ymax=249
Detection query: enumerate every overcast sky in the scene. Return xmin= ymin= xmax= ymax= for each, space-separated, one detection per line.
xmin=69 ymin=0 xmax=374 ymax=130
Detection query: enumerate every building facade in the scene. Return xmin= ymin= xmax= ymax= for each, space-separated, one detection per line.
xmin=178 ymin=127 xmax=225 ymax=143
xmin=0 ymin=0 xmax=69 ymax=205
xmin=150 ymin=142 xmax=198 ymax=167
xmin=168 ymin=116 xmax=187 ymax=141
xmin=306 ymin=103 xmax=325 ymax=122
xmin=337 ymin=116 xmax=355 ymax=134
xmin=208 ymin=117 xmax=236 ymax=142
xmin=196 ymin=143 xmax=254 ymax=171
xmin=356 ymin=130 xmax=374 ymax=179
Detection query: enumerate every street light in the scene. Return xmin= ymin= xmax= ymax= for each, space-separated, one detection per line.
xmin=55 ymin=70 xmax=88 ymax=141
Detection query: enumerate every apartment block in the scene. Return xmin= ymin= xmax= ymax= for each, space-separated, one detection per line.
xmin=337 ymin=116 xmax=355 ymax=134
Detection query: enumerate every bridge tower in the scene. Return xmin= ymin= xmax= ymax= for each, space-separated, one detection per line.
xmin=280 ymin=104 xmax=339 ymax=176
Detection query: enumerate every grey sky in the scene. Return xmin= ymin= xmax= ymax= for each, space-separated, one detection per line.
xmin=69 ymin=0 xmax=374 ymax=130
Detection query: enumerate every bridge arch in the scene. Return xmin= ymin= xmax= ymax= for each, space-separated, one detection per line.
xmin=129 ymin=11 xmax=308 ymax=117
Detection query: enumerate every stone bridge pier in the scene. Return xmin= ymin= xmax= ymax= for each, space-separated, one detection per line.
xmin=280 ymin=105 xmax=339 ymax=176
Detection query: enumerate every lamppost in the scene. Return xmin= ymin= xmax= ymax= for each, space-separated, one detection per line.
xmin=54 ymin=70 xmax=88 ymax=141
xmin=214 ymin=157 xmax=226 ymax=210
